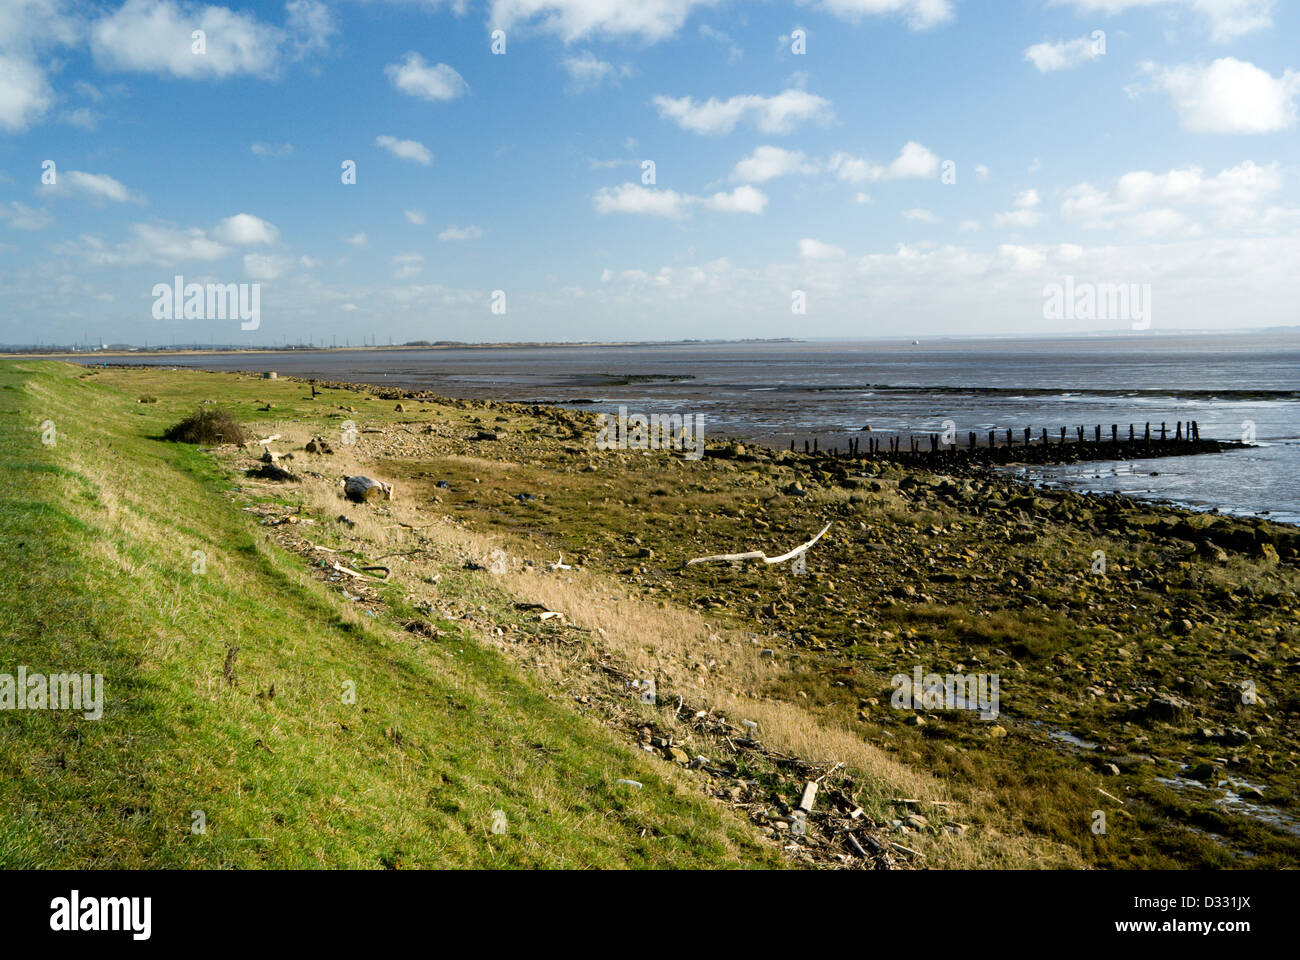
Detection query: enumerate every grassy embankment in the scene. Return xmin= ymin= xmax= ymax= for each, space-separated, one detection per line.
xmin=0 ymin=359 xmax=780 ymax=868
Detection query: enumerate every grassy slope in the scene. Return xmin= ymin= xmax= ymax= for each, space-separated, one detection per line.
xmin=0 ymin=360 xmax=775 ymax=868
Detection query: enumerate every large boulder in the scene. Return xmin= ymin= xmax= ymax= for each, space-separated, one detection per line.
xmin=345 ymin=475 xmax=394 ymax=502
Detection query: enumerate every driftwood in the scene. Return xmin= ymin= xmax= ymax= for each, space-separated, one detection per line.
xmin=685 ymin=522 xmax=831 ymax=567
xmin=344 ymin=475 xmax=393 ymax=503
xmin=330 ymin=560 xmax=390 ymax=583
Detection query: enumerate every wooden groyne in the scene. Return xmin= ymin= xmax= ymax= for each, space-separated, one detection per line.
xmin=781 ymin=421 xmax=1249 ymax=468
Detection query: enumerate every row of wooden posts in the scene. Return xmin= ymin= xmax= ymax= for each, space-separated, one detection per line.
xmin=790 ymin=421 xmax=1204 ymax=457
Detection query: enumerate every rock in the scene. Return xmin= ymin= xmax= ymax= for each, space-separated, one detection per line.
xmin=665 ymin=746 xmax=690 ymax=764
xmin=305 ymin=436 xmax=334 ymax=455
xmin=472 ymin=430 xmax=501 ymax=441
xmin=1258 ymin=543 xmax=1280 ymax=565
xmin=395 ymin=402 xmax=405 ymax=412
xmin=1143 ymin=694 xmax=1191 ymax=723
xmin=345 ymin=475 xmax=394 ymax=502
xmin=782 ymin=481 xmax=807 ymax=497
xmin=988 ymin=725 xmax=1008 ymax=738
xmin=1187 ymin=762 xmax=1218 ymax=782
xmin=247 ymin=462 xmax=295 ymax=482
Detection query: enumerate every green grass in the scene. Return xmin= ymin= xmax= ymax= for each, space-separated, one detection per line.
xmin=0 ymin=360 xmax=775 ymax=868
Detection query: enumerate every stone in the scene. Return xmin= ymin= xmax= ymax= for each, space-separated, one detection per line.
xmin=344 ymin=475 xmax=394 ymax=502
xmin=1143 ymin=694 xmax=1191 ymax=723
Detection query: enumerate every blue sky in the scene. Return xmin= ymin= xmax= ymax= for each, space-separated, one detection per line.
xmin=2 ymin=0 xmax=1299 ymax=345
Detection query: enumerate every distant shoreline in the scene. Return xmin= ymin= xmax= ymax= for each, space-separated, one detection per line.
xmin=0 ymin=338 xmax=803 ymax=359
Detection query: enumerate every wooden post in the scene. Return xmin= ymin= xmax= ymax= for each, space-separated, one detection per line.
xmin=813 ymin=438 xmax=819 ymax=453
xmin=804 ymin=440 xmax=809 ymax=454
xmin=1145 ymin=423 xmax=1151 ymax=442
xmin=1006 ymin=428 xmax=1013 ymax=446
xmin=989 ymin=430 xmax=996 ymax=449
xmin=1060 ymin=427 xmax=1067 ymax=445
xmin=1175 ymin=421 xmax=1183 ymax=441
xmin=1129 ymin=424 xmax=1135 ymax=442
xmin=1095 ymin=425 xmax=1101 ymax=443
xmin=1160 ymin=422 xmax=1167 ymax=442
xmin=1024 ymin=427 xmax=1032 ymax=446
xmin=970 ymin=431 xmax=977 ymax=449
xmin=1111 ymin=424 xmax=1118 ymax=443
xmin=1042 ymin=428 xmax=1048 ymax=446
xmin=790 ymin=439 xmax=795 ymax=452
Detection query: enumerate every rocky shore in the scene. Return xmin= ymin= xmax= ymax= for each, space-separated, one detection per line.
xmin=96 ymin=365 xmax=1300 ymax=867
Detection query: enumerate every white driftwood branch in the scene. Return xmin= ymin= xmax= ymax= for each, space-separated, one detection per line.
xmin=685 ymin=522 xmax=832 ymax=567
xmin=331 ymin=560 xmax=390 ymax=582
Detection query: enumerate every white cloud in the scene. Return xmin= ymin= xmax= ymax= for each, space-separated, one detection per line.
xmin=438 ymin=224 xmax=484 ymax=240
xmin=828 ymin=141 xmax=939 ymax=183
xmin=593 ymin=182 xmax=767 ymax=218
xmin=974 ymin=164 xmax=990 ymax=181
xmin=243 ymin=252 xmax=292 ymax=280
xmin=393 ymin=252 xmax=423 ymax=279
xmin=211 ymin=213 xmax=280 ymax=245
xmin=811 ymin=0 xmax=955 ymax=31
xmin=40 ymin=170 xmax=143 ymax=204
xmin=699 ymin=24 xmax=742 ymax=62
xmin=959 ymin=219 xmax=981 ymax=231
xmin=60 ymin=222 xmax=229 ymax=266
xmin=902 ymin=207 xmax=937 ymax=222
xmin=994 ymin=209 xmax=1044 ymax=228
xmin=730 ymin=145 xmax=817 ymax=182
xmin=487 ymin=0 xmax=719 ymax=43
xmin=593 ymin=183 xmax=693 ymax=218
xmin=1142 ymin=58 xmax=1298 ymax=133
xmin=0 ymin=0 xmax=81 ymax=132
xmin=385 ymin=53 xmax=468 ymax=102
xmin=996 ymin=188 xmax=1045 ymax=224
xmin=1024 ymin=34 xmax=1106 ymax=72
xmin=91 ymin=0 xmax=285 ymax=78
xmin=1048 ymin=0 xmax=1275 ymax=43
xmin=998 ymin=243 xmax=1046 ymax=271
xmin=799 ymin=238 xmax=846 ymax=259
xmin=562 ymin=50 xmax=629 ymax=90
xmin=285 ymin=0 xmax=336 ymax=55
xmin=0 ymin=53 xmax=52 ymax=131
xmin=404 ymin=209 xmax=427 ymax=225
xmin=653 ymin=87 xmax=831 ymax=134
xmin=0 ymin=201 xmax=51 ymax=230
xmin=376 ymin=135 xmax=434 ymax=165
xmin=1060 ymin=160 xmax=1283 ymax=233
xmin=61 ymin=107 xmax=99 ymax=128
xmin=251 ymin=141 xmax=294 ymax=157
xmin=700 ymin=184 xmax=767 ymax=213
xmin=345 ymin=231 xmax=368 ymax=247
